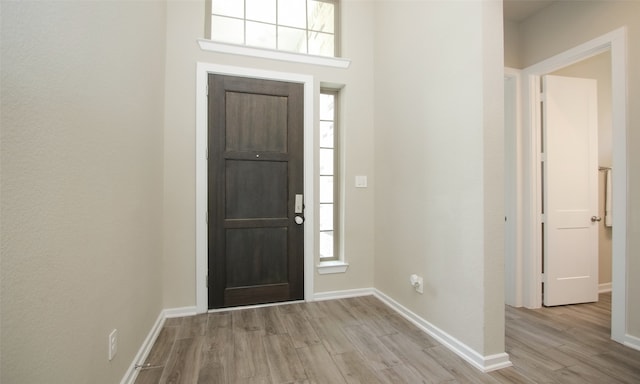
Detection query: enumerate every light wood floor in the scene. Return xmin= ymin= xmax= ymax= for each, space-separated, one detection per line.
xmin=135 ymin=293 xmax=640 ymax=383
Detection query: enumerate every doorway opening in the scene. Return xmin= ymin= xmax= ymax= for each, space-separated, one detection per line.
xmin=518 ymin=28 xmax=628 ymax=344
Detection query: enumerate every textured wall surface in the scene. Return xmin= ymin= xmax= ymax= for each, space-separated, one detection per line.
xmin=373 ymin=0 xmax=505 ymax=356
xmin=1 ymin=2 xmax=167 ymax=382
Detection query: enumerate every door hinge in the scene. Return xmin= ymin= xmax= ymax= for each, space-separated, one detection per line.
xmin=540 ymin=213 xmax=546 ymax=223
xmin=206 ymin=84 xmax=209 ymax=96
xmin=206 ymin=148 xmax=209 ymax=160
xmin=541 ymin=272 xmax=546 ymax=282
xmin=206 ymin=275 xmax=209 ymax=288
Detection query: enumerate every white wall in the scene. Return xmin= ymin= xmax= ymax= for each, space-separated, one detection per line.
xmin=161 ymin=0 xmax=377 ymax=308
xmin=504 ymin=19 xmax=521 ymax=68
xmin=373 ymin=0 xmax=505 ymax=356
xmin=518 ymin=0 xmax=640 ymax=339
xmin=1 ymin=1 xmax=167 ymax=383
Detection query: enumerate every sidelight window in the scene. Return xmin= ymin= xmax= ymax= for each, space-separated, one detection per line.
xmin=319 ymin=90 xmax=338 ymax=262
xmin=209 ymin=0 xmax=339 ymax=57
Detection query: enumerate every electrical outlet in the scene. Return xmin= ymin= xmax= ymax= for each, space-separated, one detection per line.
xmin=108 ymin=329 xmax=118 ymax=361
xmin=410 ymin=274 xmax=424 ymax=294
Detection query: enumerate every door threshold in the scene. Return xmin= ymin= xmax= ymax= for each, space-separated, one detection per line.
xmin=206 ymin=299 xmax=306 ymax=314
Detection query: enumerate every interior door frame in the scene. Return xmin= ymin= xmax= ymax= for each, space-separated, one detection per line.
xmin=504 ymin=68 xmax=523 ymax=308
xmin=520 ymin=27 xmax=628 ymax=344
xmin=195 ymin=62 xmax=315 ymax=314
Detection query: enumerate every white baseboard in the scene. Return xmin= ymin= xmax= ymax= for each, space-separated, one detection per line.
xmin=373 ymin=289 xmax=512 ymax=373
xmin=599 ymin=282 xmax=612 ymax=293
xmin=163 ymin=306 xmax=198 ymax=318
xmin=120 ymin=306 xmax=198 ymax=384
xmin=120 ymin=311 xmax=165 ymax=384
xmin=624 ymin=333 xmax=640 ymax=352
xmin=313 ymin=287 xmax=375 ymax=301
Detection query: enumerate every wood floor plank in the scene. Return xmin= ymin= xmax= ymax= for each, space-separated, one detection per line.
xmin=233 ymin=329 xmax=269 ymax=381
xmin=159 ymin=337 xmax=203 ymax=384
xmin=177 ymin=314 xmax=207 ymax=339
xmin=163 ymin=317 xmax=184 ymax=327
xmin=382 ymin=313 xmax=439 ymax=348
xmin=232 ymin=308 xmax=265 ymax=334
xmin=263 ymin=334 xmax=308 ymax=383
xmin=556 ymin=344 xmax=640 ymax=384
xmin=552 ymin=362 xmax=626 ymax=384
xmin=424 ymin=344 xmax=500 ymax=384
xmin=262 ymin=305 xmax=288 ymax=335
xmin=307 ymin=316 xmax=355 ymax=355
xmin=206 ymin=311 xmax=231 ymax=332
xmin=332 ymin=350 xmax=386 ymax=384
xmin=296 ymin=343 xmax=347 ymax=384
xmin=135 ymin=367 xmax=164 ymax=384
xmin=377 ymin=364 xmax=429 ymax=384
xmin=282 ymin=311 xmax=321 ymax=349
xmin=317 ymin=299 xmax=359 ymax=325
xmin=378 ymin=331 xmax=454 ymax=383
xmin=197 ymin=361 xmax=226 ymax=384
xmin=200 ymin=327 xmax=234 ymax=384
xmin=144 ymin=326 xmax=177 ymax=367
xmin=300 ymin=301 xmax=327 ymax=320
xmin=343 ymin=324 xmax=401 ymax=371
xmin=346 ymin=303 xmax=397 ymax=337
xmin=488 ymin=367 xmax=537 ymax=384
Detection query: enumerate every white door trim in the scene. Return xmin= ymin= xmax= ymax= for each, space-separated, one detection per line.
xmin=195 ymin=62 xmax=315 ymax=314
xmin=520 ymin=27 xmax=627 ymax=343
xmin=504 ymin=67 xmax=523 ymax=307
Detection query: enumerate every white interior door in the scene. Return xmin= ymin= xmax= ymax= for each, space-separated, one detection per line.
xmin=543 ymin=75 xmax=599 ymax=307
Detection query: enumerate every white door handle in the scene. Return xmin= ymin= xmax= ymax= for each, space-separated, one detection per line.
xmin=295 ymin=216 xmax=304 ymax=225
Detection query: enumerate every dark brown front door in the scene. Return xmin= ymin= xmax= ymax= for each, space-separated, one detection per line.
xmin=208 ymin=74 xmax=304 ymax=309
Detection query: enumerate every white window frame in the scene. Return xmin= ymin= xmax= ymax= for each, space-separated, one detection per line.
xmin=317 ymin=88 xmax=348 ymax=274
xmin=204 ymin=0 xmax=345 ymax=62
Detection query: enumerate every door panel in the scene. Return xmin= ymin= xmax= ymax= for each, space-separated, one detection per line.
xmin=208 ymin=74 xmax=304 ymax=309
xmin=543 ymin=75 xmax=598 ymax=306
xmin=225 ymin=160 xmax=288 ymax=219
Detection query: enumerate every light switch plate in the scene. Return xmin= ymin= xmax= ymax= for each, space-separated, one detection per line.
xmin=355 ymin=176 xmax=367 ymax=188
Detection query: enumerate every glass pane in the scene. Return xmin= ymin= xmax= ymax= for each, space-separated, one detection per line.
xmin=320 ymin=176 xmax=333 ymax=203
xmin=278 ymin=26 xmax=307 ymax=54
xmin=308 ymin=31 xmax=334 ymax=57
xmin=211 ymin=16 xmax=244 ymax=45
xmin=319 ymin=204 xmax=333 ymax=231
xmin=278 ymin=0 xmax=307 ymax=29
xmin=319 ymin=121 xmax=334 ymax=148
xmin=308 ymin=0 xmax=334 ymax=33
xmin=319 ymin=93 xmax=334 ymax=121
xmin=247 ymin=0 xmax=276 ymax=23
xmin=319 ymin=231 xmax=334 ymax=258
xmin=212 ymin=0 xmax=244 ymax=18
xmin=319 ymin=148 xmax=333 ymax=175
xmin=246 ymin=21 xmax=276 ymax=49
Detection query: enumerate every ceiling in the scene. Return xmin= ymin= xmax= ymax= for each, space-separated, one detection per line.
xmin=503 ymin=0 xmax=556 ymax=22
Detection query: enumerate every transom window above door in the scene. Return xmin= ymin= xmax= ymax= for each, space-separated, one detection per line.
xmin=210 ymin=0 xmax=338 ymax=57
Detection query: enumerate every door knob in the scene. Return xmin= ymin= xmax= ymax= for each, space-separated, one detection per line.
xmin=591 ymin=216 xmax=602 ymax=222
xmin=294 ymin=216 xmax=304 ymax=225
